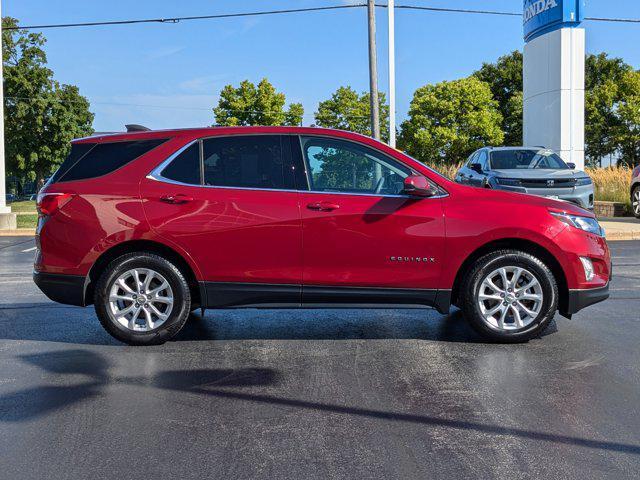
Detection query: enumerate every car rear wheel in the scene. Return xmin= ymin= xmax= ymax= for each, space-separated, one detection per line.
xmin=633 ymin=186 xmax=640 ymax=219
xmin=94 ymin=252 xmax=191 ymax=345
xmin=460 ymin=250 xmax=558 ymax=343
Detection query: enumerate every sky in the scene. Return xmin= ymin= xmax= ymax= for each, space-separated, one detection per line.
xmin=5 ymin=0 xmax=640 ymax=132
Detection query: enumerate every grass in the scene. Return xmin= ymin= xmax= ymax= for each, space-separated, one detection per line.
xmin=586 ymin=166 xmax=633 ymax=210
xmin=425 ymin=161 xmax=633 ymax=213
xmin=16 ymin=213 xmax=38 ymax=229
xmin=9 ymin=200 xmax=37 ymax=213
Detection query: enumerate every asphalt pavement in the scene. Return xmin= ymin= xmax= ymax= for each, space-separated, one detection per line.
xmin=1 ymin=237 xmax=639 ymax=479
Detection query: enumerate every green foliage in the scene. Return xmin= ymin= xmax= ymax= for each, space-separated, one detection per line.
xmin=213 ymin=78 xmax=303 ymax=126
xmin=474 ymin=51 xmax=523 ymax=145
xmin=314 ymin=86 xmax=389 ymax=142
xmin=585 ymin=53 xmax=636 ymax=166
xmin=398 ymin=77 xmax=503 ymax=163
xmin=3 ymin=17 xmax=94 ymax=182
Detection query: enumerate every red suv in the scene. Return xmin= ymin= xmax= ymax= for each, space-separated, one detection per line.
xmin=34 ymin=126 xmax=611 ymax=345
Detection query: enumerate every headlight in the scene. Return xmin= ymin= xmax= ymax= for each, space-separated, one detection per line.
xmin=575 ymin=177 xmax=592 ymax=186
xmin=550 ymin=211 xmax=604 ymax=236
xmin=495 ymin=177 xmax=521 ymax=186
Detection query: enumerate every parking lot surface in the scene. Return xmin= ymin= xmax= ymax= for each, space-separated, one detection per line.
xmin=1 ymin=237 xmax=639 ymax=479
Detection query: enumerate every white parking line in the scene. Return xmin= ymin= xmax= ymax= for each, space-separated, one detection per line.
xmin=21 ymin=247 xmax=36 ymax=253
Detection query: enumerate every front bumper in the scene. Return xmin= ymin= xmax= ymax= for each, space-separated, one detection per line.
xmin=495 ymin=184 xmax=594 ymax=209
xmin=564 ymin=283 xmax=610 ymax=315
xmin=33 ymin=271 xmax=87 ymax=306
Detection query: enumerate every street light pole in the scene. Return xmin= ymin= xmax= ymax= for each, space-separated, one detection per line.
xmin=367 ymin=0 xmax=380 ymax=141
xmin=388 ymin=0 xmax=396 ymax=148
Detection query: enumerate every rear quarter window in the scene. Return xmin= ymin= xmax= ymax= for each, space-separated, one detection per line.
xmin=51 ymin=138 xmax=167 ymax=183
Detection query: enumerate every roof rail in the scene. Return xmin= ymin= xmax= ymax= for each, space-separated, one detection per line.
xmin=125 ymin=124 xmax=151 ymax=132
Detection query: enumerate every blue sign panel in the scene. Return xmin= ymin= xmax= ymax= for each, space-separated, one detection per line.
xmin=523 ymin=0 xmax=584 ymax=42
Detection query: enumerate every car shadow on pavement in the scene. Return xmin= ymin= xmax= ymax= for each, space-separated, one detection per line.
xmin=0 ymin=348 xmax=638 ymax=457
xmin=0 ymin=304 xmax=557 ymax=345
xmin=174 ymin=308 xmax=490 ymax=343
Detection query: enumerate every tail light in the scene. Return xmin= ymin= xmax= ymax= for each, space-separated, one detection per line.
xmin=36 ymin=192 xmax=75 ymax=216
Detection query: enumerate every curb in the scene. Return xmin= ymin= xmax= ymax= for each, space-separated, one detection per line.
xmin=0 ymin=229 xmax=36 ymax=237
xmin=605 ymin=232 xmax=640 ymax=241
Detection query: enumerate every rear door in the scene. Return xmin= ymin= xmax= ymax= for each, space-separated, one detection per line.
xmin=141 ymin=135 xmax=303 ymax=306
xmin=295 ymin=135 xmax=445 ymax=303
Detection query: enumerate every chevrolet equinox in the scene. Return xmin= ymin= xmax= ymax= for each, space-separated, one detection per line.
xmin=34 ymin=126 xmax=611 ymax=345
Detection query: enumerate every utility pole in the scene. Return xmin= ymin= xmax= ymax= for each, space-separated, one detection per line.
xmin=387 ymin=0 xmax=396 ymax=148
xmin=0 ymin=0 xmax=14 ymax=230
xmin=367 ymin=0 xmax=380 ymax=141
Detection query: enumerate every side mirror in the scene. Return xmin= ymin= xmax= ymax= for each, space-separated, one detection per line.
xmin=403 ymin=175 xmax=438 ymax=197
xmin=567 ymin=162 xmax=576 ymax=169
xmin=470 ymin=163 xmax=483 ymax=174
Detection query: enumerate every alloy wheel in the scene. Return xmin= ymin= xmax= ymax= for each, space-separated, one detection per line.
xmin=108 ymin=268 xmax=174 ymax=331
xmin=633 ymin=189 xmax=640 ymax=217
xmin=477 ymin=266 xmax=543 ymax=331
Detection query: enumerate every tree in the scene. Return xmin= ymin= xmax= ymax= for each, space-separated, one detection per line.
xmin=584 ymin=53 xmax=635 ymax=166
xmin=314 ymin=86 xmax=390 ymax=142
xmin=474 ymin=51 xmax=523 ymax=145
xmin=213 ymin=78 xmax=303 ymax=126
xmin=398 ymin=77 xmax=503 ymax=164
xmin=3 ymin=17 xmax=94 ymax=183
xmin=613 ymin=70 xmax=640 ymax=166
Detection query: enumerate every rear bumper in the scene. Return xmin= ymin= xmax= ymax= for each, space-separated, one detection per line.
xmin=565 ymin=283 xmax=609 ymax=315
xmin=33 ymin=271 xmax=87 ymax=306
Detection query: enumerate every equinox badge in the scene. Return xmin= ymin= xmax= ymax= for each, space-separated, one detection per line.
xmin=390 ymin=256 xmax=436 ymax=263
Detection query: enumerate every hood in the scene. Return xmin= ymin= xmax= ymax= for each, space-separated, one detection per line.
xmin=490 ymin=169 xmax=589 ymax=180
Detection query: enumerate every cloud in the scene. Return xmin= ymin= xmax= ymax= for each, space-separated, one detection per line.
xmin=145 ymin=46 xmax=186 ymax=60
xmin=178 ymin=74 xmax=230 ymax=94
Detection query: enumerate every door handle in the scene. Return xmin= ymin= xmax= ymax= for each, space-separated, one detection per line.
xmin=160 ymin=194 xmax=193 ymax=204
xmin=307 ymin=201 xmax=340 ymax=211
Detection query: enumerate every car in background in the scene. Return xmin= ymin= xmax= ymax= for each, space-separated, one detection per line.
xmin=454 ymin=147 xmax=594 ymax=210
xmin=632 ymin=164 xmax=640 ymax=219
xmin=5 ymin=193 xmax=15 ymax=204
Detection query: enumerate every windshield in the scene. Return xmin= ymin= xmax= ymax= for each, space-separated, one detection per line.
xmin=490 ymin=150 xmax=569 ymax=170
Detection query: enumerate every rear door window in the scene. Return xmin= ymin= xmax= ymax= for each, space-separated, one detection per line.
xmin=161 ymin=143 xmax=201 ymax=185
xmin=51 ymin=139 xmax=167 ymax=183
xmin=202 ymin=135 xmax=294 ymax=190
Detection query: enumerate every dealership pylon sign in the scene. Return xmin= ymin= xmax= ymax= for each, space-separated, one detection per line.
xmin=523 ymin=0 xmax=586 ymax=169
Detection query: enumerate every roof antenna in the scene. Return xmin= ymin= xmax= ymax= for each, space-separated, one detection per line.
xmin=125 ymin=124 xmax=151 ymax=132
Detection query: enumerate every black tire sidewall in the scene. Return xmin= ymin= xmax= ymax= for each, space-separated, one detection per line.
xmin=462 ymin=251 xmax=558 ymax=343
xmin=633 ymin=186 xmax=640 ymax=219
xmin=94 ymin=253 xmax=191 ymax=345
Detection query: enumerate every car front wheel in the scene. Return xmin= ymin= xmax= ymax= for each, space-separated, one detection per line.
xmin=94 ymin=252 xmax=191 ymax=345
xmin=460 ymin=250 xmax=558 ymax=343
xmin=633 ymin=186 xmax=640 ymax=219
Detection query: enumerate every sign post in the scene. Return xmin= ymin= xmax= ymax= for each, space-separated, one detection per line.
xmin=522 ymin=0 xmax=586 ymax=169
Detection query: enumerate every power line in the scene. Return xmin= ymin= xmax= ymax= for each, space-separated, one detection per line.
xmin=4 ymin=5 xmax=367 ymax=31
xmin=5 ymin=3 xmax=638 ymax=32
xmin=396 ymin=5 xmax=519 ymax=17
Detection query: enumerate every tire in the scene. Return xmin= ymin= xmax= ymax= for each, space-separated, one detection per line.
xmin=460 ymin=249 xmax=558 ymax=343
xmin=94 ymin=252 xmax=191 ymax=345
xmin=632 ymin=186 xmax=640 ymax=219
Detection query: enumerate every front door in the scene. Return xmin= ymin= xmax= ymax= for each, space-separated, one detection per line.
xmin=141 ymin=134 xmax=303 ymax=306
xmin=296 ymin=135 xmax=446 ymax=304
